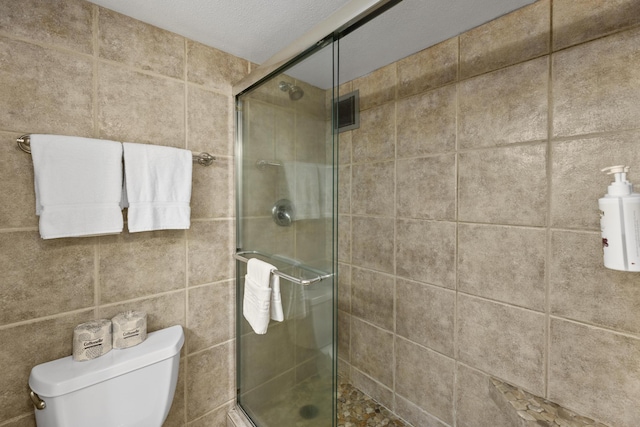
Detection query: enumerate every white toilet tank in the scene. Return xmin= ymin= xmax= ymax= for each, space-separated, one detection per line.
xmin=29 ymin=325 xmax=184 ymax=427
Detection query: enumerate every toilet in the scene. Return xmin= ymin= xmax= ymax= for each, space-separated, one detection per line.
xmin=28 ymin=325 xmax=184 ymax=427
xmin=291 ymin=284 xmax=334 ymax=357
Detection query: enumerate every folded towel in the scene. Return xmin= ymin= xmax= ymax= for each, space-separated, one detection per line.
xmin=30 ymin=134 xmax=124 ymax=239
xmin=122 ymin=143 xmax=192 ymax=233
xmin=243 ymin=258 xmax=284 ymax=334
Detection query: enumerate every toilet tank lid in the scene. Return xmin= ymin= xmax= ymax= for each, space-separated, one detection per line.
xmin=29 ymin=325 xmax=184 ymax=398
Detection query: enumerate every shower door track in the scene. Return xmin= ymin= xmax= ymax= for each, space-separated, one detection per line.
xmin=234 ymin=250 xmax=333 ymax=286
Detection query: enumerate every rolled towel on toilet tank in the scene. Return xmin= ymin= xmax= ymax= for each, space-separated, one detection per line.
xmin=73 ymin=319 xmax=112 ymax=361
xmin=112 ymin=311 xmax=147 ymax=349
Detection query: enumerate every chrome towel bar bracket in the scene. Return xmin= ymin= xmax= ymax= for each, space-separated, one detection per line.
xmin=234 ymin=250 xmax=333 ymax=286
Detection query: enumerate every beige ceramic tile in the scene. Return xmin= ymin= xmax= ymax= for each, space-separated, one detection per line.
xmin=458 ymin=144 xmax=547 ymax=226
xmin=396 ymin=278 xmax=455 ymax=357
xmin=0 ymin=0 xmax=93 ymax=54
xmin=549 ymin=318 xmax=640 ymax=427
xmin=187 ymin=86 xmax=232 ymax=156
xmin=395 ymin=337 xmax=455 ymax=425
xmin=350 ymin=318 xmax=394 ymax=388
xmin=338 ymin=165 xmax=351 ymax=215
xmin=396 ymin=85 xmax=456 ymax=157
xmin=241 ymin=216 xmax=294 ymax=259
xmin=458 ymin=223 xmax=546 ymax=311
xmin=351 ymin=161 xmax=395 ymax=216
xmin=351 ymin=267 xmax=394 ymax=331
xmin=553 ymin=0 xmax=640 ymax=50
xmin=338 ymin=310 xmax=350 ymax=362
xmin=188 ymin=220 xmax=234 ymax=286
xmin=458 ymin=57 xmax=548 ymax=149
xmin=553 ymin=27 xmax=640 ymax=137
xmin=395 ymin=395 xmax=449 ymax=427
xmin=338 ymin=263 xmax=351 ymax=312
xmin=240 ymin=323 xmax=295 ymax=389
xmin=397 ymin=37 xmax=458 ymax=99
xmin=1 ymin=414 xmax=36 ymax=427
xmin=396 ymin=219 xmax=456 ymax=289
xmin=99 ymin=230 xmax=186 ymax=304
xmin=99 ymin=8 xmax=185 ymax=79
xmin=352 ymin=63 xmax=396 ymax=111
xmin=0 ymin=132 xmax=37 ymax=228
xmin=351 ymin=102 xmax=395 ymax=163
xmin=98 ymin=63 xmax=185 ymax=147
xmin=0 ymin=38 xmax=93 ymax=136
xmin=99 ymin=291 xmax=186 ymax=334
xmin=457 ymin=294 xmax=545 ymax=395
xmin=460 ymin=0 xmax=550 ymax=79
xmin=191 ymin=157 xmax=233 ymax=219
xmin=351 ymin=216 xmax=394 ymax=274
xmin=187 ymin=41 xmax=248 ymax=93
xmin=163 ymin=358 xmax=186 ymax=427
xmin=397 ymin=154 xmax=456 ymax=221
xmin=338 ymin=130 xmax=352 ymax=165
xmin=351 ymin=368 xmax=394 ymax=412
xmin=186 ymin=402 xmax=233 ymax=427
xmin=187 ymin=281 xmax=234 ymax=353
xmin=338 ymin=215 xmax=351 ymax=263
xmin=550 ymin=230 xmax=640 ymax=334
xmin=0 ymin=231 xmax=95 ymax=326
xmin=551 ymin=132 xmax=640 ymax=230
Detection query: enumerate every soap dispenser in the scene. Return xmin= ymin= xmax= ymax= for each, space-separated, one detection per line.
xmin=599 ymin=165 xmax=640 ymax=272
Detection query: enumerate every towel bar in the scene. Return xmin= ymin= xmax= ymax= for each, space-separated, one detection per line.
xmin=16 ymin=134 xmax=216 ymax=166
xmin=234 ymin=250 xmax=333 ymax=286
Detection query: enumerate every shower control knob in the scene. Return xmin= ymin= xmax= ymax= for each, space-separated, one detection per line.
xmin=272 ymin=199 xmax=294 ymax=227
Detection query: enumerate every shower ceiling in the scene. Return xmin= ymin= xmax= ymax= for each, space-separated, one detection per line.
xmin=89 ymin=0 xmax=536 ymax=88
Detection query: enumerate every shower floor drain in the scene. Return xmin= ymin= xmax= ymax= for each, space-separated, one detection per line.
xmin=299 ymin=404 xmax=319 ymax=419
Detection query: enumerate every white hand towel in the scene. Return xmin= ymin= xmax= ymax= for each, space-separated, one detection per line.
xmin=283 ymin=162 xmax=322 ymax=220
xmin=243 ymin=258 xmax=284 ymax=334
xmin=122 ymin=142 xmax=192 ymax=233
xmin=30 ymin=134 xmax=124 ymax=239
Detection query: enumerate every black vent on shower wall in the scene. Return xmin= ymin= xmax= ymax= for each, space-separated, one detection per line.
xmin=334 ymin=90 xmax=360 ymax=133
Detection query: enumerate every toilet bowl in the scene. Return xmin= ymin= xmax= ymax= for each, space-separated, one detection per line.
xmin=29 ymin=325 xmax=184 ymax=427
xmin=291 ymin=284 xmax=334 ymax=356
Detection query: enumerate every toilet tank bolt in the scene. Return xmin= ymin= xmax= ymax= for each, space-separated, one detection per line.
xmin=29 ymin=390 xmax=46 ymax=410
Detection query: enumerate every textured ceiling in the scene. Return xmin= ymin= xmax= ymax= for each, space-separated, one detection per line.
xmin=89 ymin=0 xmax=535 ymax=88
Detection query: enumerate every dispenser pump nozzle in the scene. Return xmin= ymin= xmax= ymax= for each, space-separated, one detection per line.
xmin=602 ymin=165 xmax=633 ymax=196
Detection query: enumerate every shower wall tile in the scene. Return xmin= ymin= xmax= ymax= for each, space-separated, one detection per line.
xmin=550 ymin=230 xmax=640 ymax=335
xmin=396 ymin=85 xmax=456 ymax=158
xmin=338 ymin=310 xmax=350 ymax=362
xmin=351 ymin=267 xmax=394 ymax=331
xmin=459 ymin=0 xmax=550 ymax=79
xmin=351 ymin=161 xmax=395 ymax=216
xmin=338 ymin=263 xmax=351 ymax=312
xmin=187 ymin=281 xmax=234 ymax=353
xmin=352 ymin=102 xmax=396 ymax=163
xmin=395 ymin=395 xmax=449 ymax=427
xmin=457 ymin=294 xmax=545 ymax=395
xmin=353 ymin=63 xmax=396 ymax=111
xmin=351 ymin=216 xmax=394 ymax=274
xmin=99 ymin=291 xmax=186 ymax=333
xmin=98 ymin=8 xmax=185 ymax=79
xmin=395 ymin=337 xmax=455 ymax=425
xmin=338 ymin=130 xmax=352 ymax=165
xmin=188 ymin=220 xmax=234 ymax=286
xmin=458 ymin=144 xmax=547 ymax=226
xmin=396 ymin=154 xmax=456 ymax=221
xmin=186 ymin=41 xmax=248 ymax=93
xmin=0 ymin=132 xmax=37 ymax=228
xmin=338 ymin=165 xmax=351 ymax=214
xmin=458 ymin=223 xmax=546 ymax=311
xmin=0 ymin=231 xmax=95 ymax=326
xmin=240 ymin=323 xmax=295 ymax=389
xmin=397 ymin=37 xmax=458 ymax=100
xmin=549 ymin=318 xmax=640 ymax=427
xmin=0 ymin=37 xmax=93 ymax=136
xmin=187 ymin=86 xmax=232 ymax=156
xmin=351 ymin=368 xmax=394 ymax=412
xmin=338 ymin=215 xmax=351 ymax=263
xmin=553 ymin=27 xmax=640 ymax=137
xmin=191 ymin=157 xmax=233 ymax=219
xmin=396 ymin=219 xmax=456 ymax=289
xmin=396 ymin=278 xmax=455 ymax=357
xmin=552 ymin=0 xmax=640 ymax=50
xmin=458 ymin=57 xmax=548 ymax=149
xmin=350 ymin=318 xmax=394 ymax=388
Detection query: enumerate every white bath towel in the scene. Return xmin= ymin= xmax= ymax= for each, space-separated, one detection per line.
xmin=30 ymin=134 xmax=124 ymax=239
xmin=122 ymin=142 xmax=192 ymax=232
xmin=243 ymin=259 xmax=284 ymax=334
xmin=283 ymin=162 xmax=322 ymax=220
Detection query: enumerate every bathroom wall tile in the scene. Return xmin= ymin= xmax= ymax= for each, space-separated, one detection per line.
xmin=0 ymin=310 xmax=94 ymax=422
xmin=188 ymin=281 xmax=234 ymax=353
xmin=351 ymin=216 xmax=394 ymax=274
xmin=549 ymin=318 xmax=640 ymax=427
xmin=396 ymin=85 xmax=456 ymax=158
xmin=338 ymin=130 xmax=352 ymax=165
xmin=186 ymin=341 xmax=234 ymax=421
xmin=457 ymin=294 xmax=545 ymax=395
xmin=0 ymin=0 xmax=93 ymax=54
xmin=395 ymin=337 xmax=455 ymax=425
xmin=338 ymin=310 xmax=350 ymax=362
xmin=458 ymin=144 xmax=547 ymax=226
xmin=240 ymin=323 xmax=295 ymax=389
xmin=351 ymin=161 xmax=395 ymax=216
xmin=99 ymin=8 xmax=185 ymax=79
xmin=352 ymin=63 xmax=396 ymax=111
xmin=294 ymin=219 xmax=332 ymax=266
xmin=351 ymin=102 xmax=395 ymax=163
xmin=458 ymin=223 xmax=546 ymax=311
xmin=351 ymin=318 xmax=394 ymax=388
xmin=99 ymin=291 xmax=186 ymax=334
xmin=397 ymin=154 xmax=456 ymax=221
xmin=338 ymin=165 xmax=351 ymax=215
xmin=550 ymin=230 xmax=640 ymax=334
xmin=458 ymin=57 xmax=548 ymax=149
xmin=351 ymin=267 xmax=394 ymax=331
xmin=551 ymin=132 xmax=640 ymax=230
xmin=99 ymin=230 xmax=186 ymax=304
xmin=396 ymin=219 xmax=456 ymax=289
xmin=351 ymin=368 xmax=394 ymax=412
xmin=338 ymin=263 xmax=351 ymax=312
xmin=397 ymin=38 xmax=458 ymax=99
xmin=1 ymin=414 xmax=36 ymax=427
xmin=553 ymin=0 xmax=640 ymax=50
xmin=460 ymin=0 xmax=550 ymax=79
xmin=242 ymin=217 xmax=294 ymax=260
xmin=191 ymin=157 xmax=233 ymax=219
xmin=396 ymin=278 xmax=455 ymax=357
xmin=395 ymin=395 xmax=449 ymax=427
xmin=0 ymin=231 xmax=95 ymax=326
xmin=553 ymin=27 xmax=640 ymax=137
xmin=186 ymin=402 xmax=233 ymax=427
xmin=0 ymin=38 xmax=93 ymax=136
xmin=187 ymin=41 xmax=248 ymax=93
xmin=188 ymin=220 xmax=234 ymax=286
xmin=163 ymin=358 xmax=186 ymax=427
xmin=187 ymin=86 xmax=232 ymax=156
xmin=338 ymin=215 xmax=351 ymax=263
xmin=0 ymin=132 xmax=37 ymax=228
xmin=455 ymin=363 xmax=515 ymax=427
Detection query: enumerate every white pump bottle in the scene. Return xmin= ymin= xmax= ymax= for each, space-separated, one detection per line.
xmin=599 ymin=165 xmax=640 ymax=272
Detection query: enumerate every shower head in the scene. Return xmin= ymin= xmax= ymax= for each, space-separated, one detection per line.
xmin=279 ymin=81 xmax=304 ymax=101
